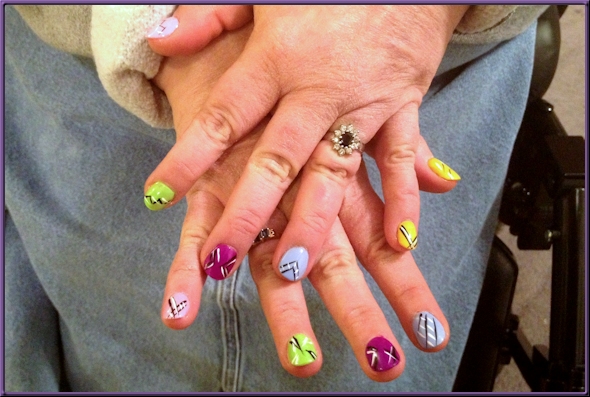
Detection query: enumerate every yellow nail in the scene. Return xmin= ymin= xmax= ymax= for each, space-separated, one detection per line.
xmin=398 ymin=220 xmax=418 ymax=250
xmin=428 ymin=158 xmax=461 ymax=181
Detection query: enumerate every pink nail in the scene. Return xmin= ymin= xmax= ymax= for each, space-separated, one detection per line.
xmin=165 ymin=292 xmax=189 ymax=319
xmin=146 ymin=16 xmax=179 ymax=39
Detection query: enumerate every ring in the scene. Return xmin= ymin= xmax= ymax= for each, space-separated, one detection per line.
xmin=328 ymin=124 xmax=364 ymax=156
xmin=253 ymin=228 xmax=278 ymax=245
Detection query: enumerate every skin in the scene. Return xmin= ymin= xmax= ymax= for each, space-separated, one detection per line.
xmin=151 ymin=10 xmax=458 ymax=381
xmin=146 ymin=5 xmax=469 ymax=289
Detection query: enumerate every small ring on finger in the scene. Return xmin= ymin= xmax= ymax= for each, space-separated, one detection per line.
xmin=325 ymin=124 xmax=365 ymax=156
xmin=253 ymin=228 xmax=278 ymax=246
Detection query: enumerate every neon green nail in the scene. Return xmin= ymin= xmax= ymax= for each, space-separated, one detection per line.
xmin=144 ymin=182 xmax=175 ymax=211
xmin=288 ymin=333 xmax=317 ymax=366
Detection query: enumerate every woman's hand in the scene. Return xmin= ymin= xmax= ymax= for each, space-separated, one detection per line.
xmin=146 ymin=5 xmax=464 ymax=283
xmin=160 ymin=119 xmax=450 ymax=382
xmin=149 ymin=14 xmax=451 ymax=381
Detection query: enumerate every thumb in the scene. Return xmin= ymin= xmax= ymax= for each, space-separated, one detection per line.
xmin=146 ymin=5 xmax=253 ymax=56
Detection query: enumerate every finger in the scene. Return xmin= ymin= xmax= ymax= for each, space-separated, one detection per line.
xmin=372 ymin=102 xmax=421 ymax=252
xmin=275 ymin=181 xmax=404 ymax=380
xmin=414 ymin=135 xmax=461 ymax=193
xmin=144 ymin=37 xmax=281 ymax=212
xmin=340 ymin=161 xmax=450 ymax=352
xmin=271 ymin=123 xmax=363 ymax=282
xmin=197 ymin=99 xmax=336 ymax=279
xmin=306 ymin=218 xmax=404 ymax=381
xmin=199 ymin=102 xmax=387 ymax=283
xmin=161 ymin=128 xmax=265 ymax=322
xmin=160 ymin=187 xmax=223 ymax=329
xmin=147 ymin=5 xmax=253 ymax=56
xmin=248 ymin=211 xmax=322 ymax=377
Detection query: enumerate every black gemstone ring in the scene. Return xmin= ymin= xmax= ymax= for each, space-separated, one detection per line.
xmin=329 ymin=124 xmax=364 ymax=156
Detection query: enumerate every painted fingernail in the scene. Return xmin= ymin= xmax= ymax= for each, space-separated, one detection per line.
xmin=288 ymin=333 xmax=317 ymax=366
xmin=413 ymin=311 xmax=446 ymax=349
xmin=398 ymin=220 xmax=418 ymax=250
xmin=204 ymin=244 xmax=237 ymax=280
xmin=365 ymin=336 xmax=400 ymax=372
xmin=146 ymin=16 xmax=179 ymax=38
xmin=278 ymin=246 xmax=308 ymax=281
xmin=144 ymin=181 xmax=175 ymax=211
xmin=165 ymin=292 xmax=189 ymax=319
xmin=428 ymin=158 xmax=461 ymax=181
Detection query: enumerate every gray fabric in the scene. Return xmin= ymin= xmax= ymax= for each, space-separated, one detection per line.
xmin=452 ymin=5 xmax=548 ymax=45
xmin=3 ymin=5 xmax=537 ymax=392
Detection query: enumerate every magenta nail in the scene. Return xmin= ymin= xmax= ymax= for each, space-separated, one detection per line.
xmin=365 ymin=336 xmax=400 ymax=372
xmin=146 ymin=16 xmax=179 ymax=38
xmin=203 ymin=244 xmax=237 ymax=280
xmin=165 ymin=292 xmax=189 ymax=319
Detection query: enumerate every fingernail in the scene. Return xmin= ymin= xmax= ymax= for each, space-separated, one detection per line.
xmin=165 ymin=292 xmax=189 ymax=319
xmin=204 ymin=244 xmax=237 ymax=280
xmin=413 ymin=311 xmax=446 ymax=349
xmin=144 ymin=181 xmax=175 ymax=211
xmin=428 ymin=158 xmax=461 ymax=181
xmin=278 ymin=247 xmax=308 ymax=281
xmin=398 ymin=220 xmax=418 ymax=250
xmin=146 ymin=16 xmax=179 ymax=38
xmin=288 ymin=333 xmax=318 ymax=366
xmin=365 ymin=336 xmax=400 ymax=372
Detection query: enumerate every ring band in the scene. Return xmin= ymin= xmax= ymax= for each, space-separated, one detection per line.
xmin=328 ymin=124 xmax=364 ymax=156
xmin=253 ymin=228 xmax=277 ymax=245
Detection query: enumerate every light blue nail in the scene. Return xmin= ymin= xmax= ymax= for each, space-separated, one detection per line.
xmin=278 ymin=246 xmax=308 ymax=281
xmin=413 ymin=311 xmax=446 ymax=349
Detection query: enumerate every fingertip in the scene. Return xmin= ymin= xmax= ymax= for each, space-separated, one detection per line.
xmin=146 ymin=15 xmax=179 ymax=40
xmin=397 ymin=219 xmax=419 ymax=251
xmin=363 ymin=336 xmax=405 ymax=382
xmin=146 ymin=5 xmax=253 ymax=57
xmin=161 ymin=290 xmax=197 ymax=330
xmin=415 ymin=155 xmax=461 ymax=194
xmin=427 ymin=158 xmax=461 ymax=181
xmin=144 ymin=181 xmax=176 ymax=211
xmin=275 ymin=245 xmax=310 ymax=283
xmin=414 ymin=133 xmax=461 ymax=193
xmin=384 ymin=218 xmax=419 ymax=253
xmin=411 ymin=310 xmax=450 ymax=352
xmin=282 ymin=333 xmax=323 ymax=377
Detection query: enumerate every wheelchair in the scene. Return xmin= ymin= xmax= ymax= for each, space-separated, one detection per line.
xmin=453 ymin=5 xmax=586 ymax=392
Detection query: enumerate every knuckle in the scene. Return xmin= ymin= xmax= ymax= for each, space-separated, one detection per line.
xmin=169 ymin=154 xmax=201 ymax=184
xmin=229 ymin=206 xmax=267 ymax=240
xmin=266 ymin=297 xmax=307 ymax=323
xmin=178 ymin=224 xmax=210 ymax=252
xmin=249 ymin=250 xmax=275 ymax=281
xmin=362 ymin=234 xmax=398 ymax=272
xmin=197 ymin=104 xmax=240 ymax=149
xmin=308 ymin=158 xmax=357 ymax=187
xmin=342 ymin=303 xmax=385 ymax=332
xmin=390 ymin=183 xmax=420 ymax=204
xmin=391 ymin=282 xmax=424 ymax=304
xmin=382 ymin=143 xmax=416 ymax=169
xmin=250 ymin=151 xmax=297 ymax=187
xmin=313 ymin=248 xmax=358 ymax=281
xmin=299 ymin=207 xmax=333 ymax=238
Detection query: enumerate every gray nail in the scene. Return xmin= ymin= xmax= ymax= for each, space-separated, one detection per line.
xmin=413 ymin=311 xmax=446 ymax=349
xmin=278 ymin=246 xmax=308 ymax=281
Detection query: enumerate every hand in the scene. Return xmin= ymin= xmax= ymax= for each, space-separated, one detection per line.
xmin=162 ymin=123 xmax=450 ymax=382
xmin=146 ymin=5 xmax=464 ymax=283
xmin=150 ymin=16 xmax=450 ymax=381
